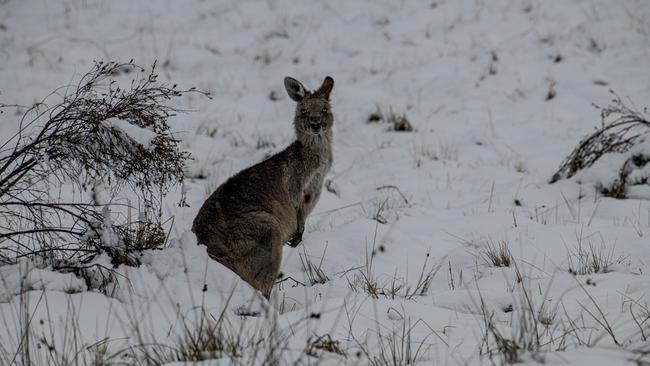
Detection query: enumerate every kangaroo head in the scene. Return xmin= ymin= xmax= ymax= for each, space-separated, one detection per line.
xmin=284 ymin=76 xmax=334 ymax=142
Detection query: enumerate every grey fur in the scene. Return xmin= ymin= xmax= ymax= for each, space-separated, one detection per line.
xmin=192 ymin=76 xmax=335 ymax=299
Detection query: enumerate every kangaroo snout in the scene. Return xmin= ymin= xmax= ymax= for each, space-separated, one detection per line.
xmin=309 ymin=117 xmax=322 ymax=131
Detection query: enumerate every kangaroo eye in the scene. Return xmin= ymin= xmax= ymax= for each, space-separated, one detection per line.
xmin=300 ymin=109 xmax=308 ymax=115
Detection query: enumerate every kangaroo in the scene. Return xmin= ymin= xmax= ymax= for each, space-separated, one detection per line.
xmin=192 ymin=76 xmax=334 ymax=299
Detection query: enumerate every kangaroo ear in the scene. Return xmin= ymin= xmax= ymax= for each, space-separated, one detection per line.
xmin=284 ymin=77 xmax=307 ymax=102
xmin=315 ymin=76 xmax=334 ymax=99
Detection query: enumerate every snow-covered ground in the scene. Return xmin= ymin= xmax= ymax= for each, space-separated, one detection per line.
xmin=1 ymin=0 xmax=650 ymax=364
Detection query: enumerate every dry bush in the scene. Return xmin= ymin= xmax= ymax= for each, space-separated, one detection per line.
xmin=0 ymin=60 xmax=207 ymax=270
xmin=550 ymin=91 xmax=650 ymax=199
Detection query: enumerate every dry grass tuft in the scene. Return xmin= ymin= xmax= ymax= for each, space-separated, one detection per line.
xmin=566 ymin=241 xmax=626 ymax=275
xmin=366 ymin=106 xmax=413 ymax=132
xmin=353 ymin=318 xmax=433 ymax=366
xmin=299 ymin=244 xmax=330 ymax=285
xmin=306 ymin=334 xmax=346 ymax=357
xmin=482 ymin=240 xmax=513 ymax=268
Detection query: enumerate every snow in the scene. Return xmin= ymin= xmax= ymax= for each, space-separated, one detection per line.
xmin=1 ymin=0 xmax=650 ymax=365
xmin=0 ymin=262 xmax=86 ymax=302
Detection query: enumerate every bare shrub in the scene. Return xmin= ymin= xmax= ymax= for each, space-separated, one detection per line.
xmin=550 ymin=91 xmax=650 ymax=198
xmin=0 ymin=61 xmax=206 ymax=268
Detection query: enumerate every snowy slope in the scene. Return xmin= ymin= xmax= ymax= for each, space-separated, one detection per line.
xmin=1 ymin=0 xmax=650 ymax=365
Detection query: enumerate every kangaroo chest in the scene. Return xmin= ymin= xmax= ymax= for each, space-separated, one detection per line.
xmin=306 ymin=148 xmax=331 ymax=187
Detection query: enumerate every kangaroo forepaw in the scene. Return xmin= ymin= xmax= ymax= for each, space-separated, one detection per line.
xmin=288 ymin=232 xmax=303 ymax=247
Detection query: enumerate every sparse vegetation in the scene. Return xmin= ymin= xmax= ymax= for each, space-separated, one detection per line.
xmin=353 ymin=318 xmax=433 ymax=366
xmin=478 ymin=275 xmax=570 ymax=364
xmin=346 ymin=246 xmax=440 ymax=300
xmin=134 ymin=308 xmax=243 ymax=364
xmin=566 ymin=240 xmax=626 ymax=275
xmin=2 ymin=2 xmax=649 ymax=366
xmin=0 ymin=273 xmax=292 ymax=366
xmin=412 ymin=140 xmax=459 ymax=167
xmin=0 ymin=274 xmax=126 ymax=366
